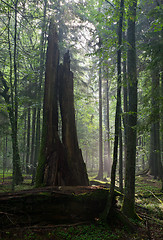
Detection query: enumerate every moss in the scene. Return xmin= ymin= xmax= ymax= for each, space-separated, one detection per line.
xmin=38 ymin=192 xmax=51 ymax=197
xmin=122 ymin=198 xmax=141 ymax=220
xmin=74 ymin=189 xmax=109 ymax=202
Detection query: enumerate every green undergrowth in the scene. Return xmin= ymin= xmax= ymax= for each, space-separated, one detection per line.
xmin=135 ymin=175 xmax=163 ymax=220
xmin=1 ymin=222 xmax=144 ymax=240
xmin=0 ymin=171 xmax=163 ymax=239
xmin=0 ymin=171 xmax=34 ymax=192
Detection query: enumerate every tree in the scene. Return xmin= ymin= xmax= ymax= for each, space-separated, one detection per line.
xmin=32 ymin=0 xmax=47 ymax=184
xmin=122 ymin=0 xmax=138 ymax=218
xmin=136 ymin=0 xmax=163 ymax=189
xmin=101 ymin=0 xmax=125 ymax=220
xmin=0 ymin=0 xmax=23 ymax=185
xmin=104 ymin=66 xmax=112 ymax=177
xmin=97 ymin=40 xmax=103 ymax=180
xmin=0 ymin=71 xmax=23 ymax=186
xmin=36 ymin=20 xmax=89 ymax=186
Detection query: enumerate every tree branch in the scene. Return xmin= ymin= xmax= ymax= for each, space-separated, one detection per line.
xmin=105 ymin=0 xmax=115 ymax=9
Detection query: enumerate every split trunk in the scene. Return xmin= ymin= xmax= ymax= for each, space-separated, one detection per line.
xmin=36 ymin=20 xmax=88 ymax=187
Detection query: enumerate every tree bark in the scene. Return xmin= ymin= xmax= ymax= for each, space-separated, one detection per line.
xmin=35 ymin=20 xmax=60 ymax=186
xmin=149 ymin=67 xmax=163 ymax=188
xmin=58 ymin=51 xmax=89 ymax=186
xmin=161 ymin=59 xmax=163 ymax=191
xmin=122 ymin=31 xmax=128 ymax=172
xmin=119 ymin=115 xmax=123 ymax=193
xmin=122 ymin=0 xmax=138 ymax=219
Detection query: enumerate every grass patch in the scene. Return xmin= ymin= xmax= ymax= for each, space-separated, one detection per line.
xmin=0 ymin=171 xmax=34 ymax=193
xmin=0 ymin=223 xmax=137 ymax=240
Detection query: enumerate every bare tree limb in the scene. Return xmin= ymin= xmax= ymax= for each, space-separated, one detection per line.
xmin=105 ymin=0 xmax=115 ymax=9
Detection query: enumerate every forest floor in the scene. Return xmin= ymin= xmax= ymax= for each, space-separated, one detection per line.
xmin=0 ymin=171 xmax=163 ymax=240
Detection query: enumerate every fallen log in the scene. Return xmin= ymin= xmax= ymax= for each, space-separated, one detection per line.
xmin=0 ymin=186 xmax=120 ymax=229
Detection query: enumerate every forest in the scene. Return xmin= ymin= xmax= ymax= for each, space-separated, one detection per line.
xmin=0 ymin=0 xmax=163 ymax=239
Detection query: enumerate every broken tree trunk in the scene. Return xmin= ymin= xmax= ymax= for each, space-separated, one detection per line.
xmin=35 ymin=20 xmax=65 ymax=186
xmin=58 ymin=52 xmax=89 ymax=186
xmin=35 ymin=20 xmax=89 ymax=186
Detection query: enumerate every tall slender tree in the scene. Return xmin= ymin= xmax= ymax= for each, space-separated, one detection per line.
xmin=122 ymin=0 xmax=138 ymax=218
xmin=106 ymin=68 xmax=111 ymax=177
xmin=97 ymin=55 xmax=103 ymax=180
xmin=32 ymin=0 xmax=47 ymax=183
xmin=102 ymin=0 xmax=124 ymax=219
